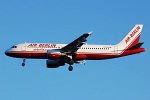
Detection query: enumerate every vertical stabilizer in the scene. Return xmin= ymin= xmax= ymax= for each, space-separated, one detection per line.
xmin=117 ymin=25 xmax=143 ymax=50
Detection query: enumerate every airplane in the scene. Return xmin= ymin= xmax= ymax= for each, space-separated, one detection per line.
xmin=5 ymin=25 xmax=145 ymax=71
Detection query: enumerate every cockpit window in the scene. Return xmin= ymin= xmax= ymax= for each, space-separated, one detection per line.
xmin=12 ymin=46 xmax=17 ymax=48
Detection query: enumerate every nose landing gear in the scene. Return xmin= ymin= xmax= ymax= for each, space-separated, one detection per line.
xmin=22 ymin=58 xmax=25 ymax=66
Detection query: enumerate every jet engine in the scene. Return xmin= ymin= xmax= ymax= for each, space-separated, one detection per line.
xmin=46 ymin=60 xmax=65 ymax=68
xmin=47 ymin=49 xmax=66 ymax=58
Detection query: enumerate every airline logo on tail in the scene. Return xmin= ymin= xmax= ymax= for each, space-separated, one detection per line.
xmin=125 ymin=26 xmax=141 ymax=44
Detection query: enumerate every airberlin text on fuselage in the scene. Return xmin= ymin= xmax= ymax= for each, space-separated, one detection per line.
xmin=28 ymin=43 xmax=56 ymax=48
xmin=125 ymin=26 xmax=140 ymax=44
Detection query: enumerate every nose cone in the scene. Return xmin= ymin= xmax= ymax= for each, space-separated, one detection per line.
xmin=5 ymin=50 xmax=10 ymax=56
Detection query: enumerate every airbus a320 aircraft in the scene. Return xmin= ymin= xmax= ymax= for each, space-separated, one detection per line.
xmin=5 ymin=25 xmax=145 ymax=71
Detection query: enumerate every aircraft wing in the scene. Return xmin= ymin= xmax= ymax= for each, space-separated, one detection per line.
xmin=61 ymin=32 xmax=92 ymax=54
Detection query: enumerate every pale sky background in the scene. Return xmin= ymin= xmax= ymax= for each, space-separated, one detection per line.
xmin=0 ymin=0 xmax=150 ymax=100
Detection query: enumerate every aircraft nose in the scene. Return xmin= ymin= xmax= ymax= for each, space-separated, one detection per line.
xmin=5 ymin=50 xmax=10 ymax=56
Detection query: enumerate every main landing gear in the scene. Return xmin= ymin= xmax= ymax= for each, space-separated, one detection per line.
xmin=22 ymin=58 xmax=25 ymax=66
xmin=67 ymin=55 xmax=74 ymax=71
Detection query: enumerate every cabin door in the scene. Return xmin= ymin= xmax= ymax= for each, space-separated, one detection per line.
xmin=21 ymin=43 xmax=26 ymax=51
xmin=114 ymin=46 xmax=118 ymax=54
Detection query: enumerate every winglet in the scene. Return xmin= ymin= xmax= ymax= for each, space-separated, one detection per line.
xmin=88 ymin=32 xmax=92 ymax=35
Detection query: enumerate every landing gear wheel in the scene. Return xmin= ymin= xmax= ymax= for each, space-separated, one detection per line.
xmin=68 ymin=66 xmax=73 ymax=71
xmin=22 ymin=63 xmax=25 ymax=66
xmin=22 ymin=58 xmax=26 ymax=67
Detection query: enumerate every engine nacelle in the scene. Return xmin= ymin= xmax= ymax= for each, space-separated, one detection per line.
xmin=46 ymin=60 xmax=65 ymax=68
xmin=47 ymin=49 xmax=64 ymax=58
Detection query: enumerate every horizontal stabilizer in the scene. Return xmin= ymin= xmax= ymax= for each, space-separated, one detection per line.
xmin=127 ymin=42 xmax=144 ymax=50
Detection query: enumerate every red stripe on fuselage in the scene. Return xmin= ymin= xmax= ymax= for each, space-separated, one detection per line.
xmin=5 ymin=51 xmax=47 ymax=59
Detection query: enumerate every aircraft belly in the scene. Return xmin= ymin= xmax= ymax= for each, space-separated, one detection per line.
xmin=6 ymin=51 xmax=47 ymax=58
